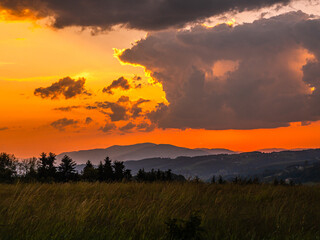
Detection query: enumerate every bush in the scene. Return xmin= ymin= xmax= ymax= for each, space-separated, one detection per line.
xmin=165 ymin=212 xmax=206 ymax=240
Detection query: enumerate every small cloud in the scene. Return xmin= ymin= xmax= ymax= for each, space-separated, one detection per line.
xmin=136 ymin=122 xmax=156 ymax=132
xmin=0 ymin=127 xmax=9 ymax=131
xmin=53 ymin=106 xmax=81 ymax=112
xmin=99 ymin=122 xmax=116 ymax=133
xmin=85 ymin=117 xmax=93 ymax=124
xmin=86 ymin=96 xmax=151 ymax=122
xmin=102 ymin=77 xmax=131 ymax=95
xmin=50 ymin=118 xmax=78 ymax=131
xmin=34 ymin=76 xmax=91 ymax=100
xmin=119 ymin=122 xmax=136 ymax=132
xmin=133 ymin=75 xmax=142 ymax=81
xmin=117 ymin=96 xmax=130 ymax=103
xmin=131 ymin=98 xmax=151 ymax=118
xmin=301 ymin=121 xmax=312 ymax=126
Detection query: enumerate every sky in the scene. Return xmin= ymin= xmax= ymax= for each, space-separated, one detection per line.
xmin=0 ymin=0 xmax=319 ymax=158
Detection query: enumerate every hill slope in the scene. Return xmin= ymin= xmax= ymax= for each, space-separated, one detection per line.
xmin=57 ymin=143 xmax=235 ymax=164
xmin=123 ymin=149 xmax=320 ymax=180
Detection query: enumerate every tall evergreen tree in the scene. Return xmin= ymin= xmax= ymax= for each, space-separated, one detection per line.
xmin=97 ymin=161 xmax=104 ymax=182
xmin=113 ymin=161 xmax=125 ymax=181
xmin=82 ymin=160 xmax=97 ymax=182
xmin=37 ymin=152 xmax=57 ymax=181
xmin=0 ymin=153 xmax=16 ymax=182
xmin=103 ymin=157 xmax=114 ymax=181
xmin=124 ymin=169 xmax=132 ymax=181
xmin=58 ymin=155 xmax=76 ymax=182
xmin=136 ymin=169 xmax=146 ymax=182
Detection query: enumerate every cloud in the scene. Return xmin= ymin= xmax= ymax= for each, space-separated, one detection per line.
xmin=50 ymin=118 xmax=78 ymax=131
xmin=97 ymin=101 xmax=129 ymax=122
xmin=100 ymin=122 xmax=116 ymax=133
xmin=136 ymin=122 xmax=156 ymax=132
xmin=131 ymin=98 xmax=151 ymax=118
xmin=34 ymin=77 xmax=91 ymax=99
xmin=103 ymin=77 xmax=131 ymax=95
xmin=85 ymin=117 xmax=93 ymax=124
xmin=119 ymin=122 xmax=136 ymax=132
xmin=0 ymin=0 xmax=292 ymax=31
xmin=0 ymin=127 xmax=9 ymax=131
xmin=53 ymin=106 xmax=81 ymax=112
xmin=119 ymin=11 xmax=320 ymax=130
xmin=87 ymin=96 xmax=151 ymax=122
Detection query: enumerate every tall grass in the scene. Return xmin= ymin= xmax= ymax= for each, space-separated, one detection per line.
xmin=0 ymin=183 xmax=320 ymax=240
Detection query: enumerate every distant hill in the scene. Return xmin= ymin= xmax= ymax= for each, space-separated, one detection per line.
xmin=57 ymin=143 xmax=235 ymax=164
xmin=257 ymin=148 xmax=309 ymax=153
xmin=262 ymin=161 xmax=320 ymax=184
xmin=122 ymin=149 xmax=320 ymax=180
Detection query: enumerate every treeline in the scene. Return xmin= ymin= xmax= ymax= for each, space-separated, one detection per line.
xmin=0 ymin=152 xmax=184 ymax=183
xmin=209 ymin=175 xmax=295 ymax=186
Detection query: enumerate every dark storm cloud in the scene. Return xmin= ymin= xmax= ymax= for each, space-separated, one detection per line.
xmin=50 ymin=118 xmax=78 ymax=131
xmin=0 ymin=127 xmax=9 ymax=131
xmin=119 ymin=11 xmax=320 ymax=130
xmin=103 ymin=77 xmax=131 ymax=95
xmin=34 ymin=77 xmax=91 ymax=100
xmin=0 ymin=0 xmax=292 ymax=31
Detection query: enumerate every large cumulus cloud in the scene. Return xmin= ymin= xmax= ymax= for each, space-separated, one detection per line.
xmin=0 ymin=0 xmax=292 ymax=31
xmin=119 ymin=11 xmax=320 ymax=130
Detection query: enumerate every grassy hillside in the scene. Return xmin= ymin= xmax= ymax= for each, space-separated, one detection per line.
xmin=1 ymin=183 xmax=320 ymax=240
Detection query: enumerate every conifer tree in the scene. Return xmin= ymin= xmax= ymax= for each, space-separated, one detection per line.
xmin=82 ymin=160 xmax=97 ymax=182
xmin=103 ymin=157 xmax=114 ymax=181
xmin=113 ymin=161 xmax=125 ymax=181
xmin=58 ymin=155 xmax=76 ymax=182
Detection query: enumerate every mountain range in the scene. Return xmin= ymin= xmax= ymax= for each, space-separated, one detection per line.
xmin=57 ymin=143 xmax=235 ymax=164
xmin=122 ymin=149 xmax=320 ymax=180
xmin=57 ymin=143 xmax=320 ymax=182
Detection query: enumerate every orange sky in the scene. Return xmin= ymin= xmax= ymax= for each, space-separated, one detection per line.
xmin=0 ymin=4 xmax=320 ymax=158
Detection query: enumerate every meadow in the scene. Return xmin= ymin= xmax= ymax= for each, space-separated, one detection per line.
xmin=0 ymin=183 xmax=320 ymax=240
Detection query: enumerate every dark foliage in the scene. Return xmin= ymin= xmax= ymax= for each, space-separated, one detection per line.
xmin=82 ymin=160 xmax=97 ymax=182
xmin=37 ymin=152 xmax=57 ymax=182
xmin=165 ymin=212 xmax=206 ymax=240
xmin=135 ymin=168 xmax=184 ymax=182
xmin=0 ymin=153 xmax=16 ymax=183
xmin=57 ymin=155 xmax=77 ymax=182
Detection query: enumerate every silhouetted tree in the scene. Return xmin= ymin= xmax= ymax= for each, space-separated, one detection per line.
xmin=218 ymin=175 xmax=225 ymax=184
xmin=211 ymin=176 xmax=216 ymax=184
xmin=97 ymin=161 xmax=104 ymax=182
xmin=166 ymin=169 xmax=172 ymax=181
xmin=58 ymin=155 xmax=76 ymax=182
xmin=82 ymin=160 xmax=97 ymax=182
xmin=192 ymin=176 xmax=201 ymax=183
xmin=103 ymin=157 xmax=114 ymax=181
xmin=113 ymin=161 xmax=125 ymax=181
xmin=136 ymin=168 xmax=146 ymax=182
xmin=37 ymin=152 xmax=57 ymax=181
xmin=0 ymin=153 xmax=16 ymax=182
xmin=124 ymin=169 xmax=132 ymax=181
xmin=19 ymin=157 xmax=38 ymax=182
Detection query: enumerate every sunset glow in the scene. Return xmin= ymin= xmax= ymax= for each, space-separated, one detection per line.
xmin=0 ymin=0 xmax=320 ymax=158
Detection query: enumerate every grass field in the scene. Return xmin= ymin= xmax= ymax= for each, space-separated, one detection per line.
xmin=1 ymin=183 xmax=320 ymax=240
